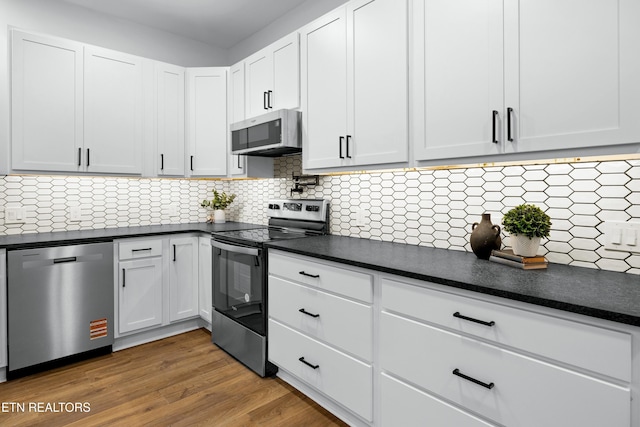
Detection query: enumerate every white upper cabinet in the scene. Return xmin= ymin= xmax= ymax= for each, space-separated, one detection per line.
xmin=245 ymin=32 xmax=299 ymax=119
xmin=413 ymin=0 xmax=503 ymax=160
xmin=229 ymin=61 xmax=246 ymax=175
xmin=156 ymin=62 xmax=185 ymax=176
xmin=302 ymin=0 xmax=409 ymax=171
xmin=186 ymin=67 xmax=228 ymax=177
xmin=503 ymin=0 xmax=640 ymax=153
xmin=414 ymin=0 xmax=640 ymax=162
xmin=84 ymin=46 xmax=143 ymax=174
xmin=11 ymin=30 xmax=84 ymax=172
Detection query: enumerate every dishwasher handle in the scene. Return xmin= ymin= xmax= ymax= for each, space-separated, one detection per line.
xmin=53 ymin=257 xmax=77 ymax=264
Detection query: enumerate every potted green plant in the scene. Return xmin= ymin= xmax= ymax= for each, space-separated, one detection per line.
xmin=201 ymin=189 xmax=236 ymax=223
xmin=502 ymin=204 xmax=551 ymax=257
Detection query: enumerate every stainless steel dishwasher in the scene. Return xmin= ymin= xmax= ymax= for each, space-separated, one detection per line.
xmin=7 ymin=241 xmax=114 ymax=377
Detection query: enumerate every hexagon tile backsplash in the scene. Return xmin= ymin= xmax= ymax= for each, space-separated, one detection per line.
xmin=1 ymin=155 xmax=639 ymax=274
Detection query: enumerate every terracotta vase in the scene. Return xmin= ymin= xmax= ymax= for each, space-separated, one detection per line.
xmin=470 ymin=213 xmax=502 ymax=260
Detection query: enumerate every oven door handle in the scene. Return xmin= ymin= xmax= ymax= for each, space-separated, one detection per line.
xmin=211 ymin=239 xmax=260 ymax=257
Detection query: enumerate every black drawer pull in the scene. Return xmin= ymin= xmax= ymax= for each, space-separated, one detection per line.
xmin=453 ymin=311 xmax=495 ymax=327
xmin=299 ymin=271 xmax=319 ymax=278
xmin=299 ymin=308 xmax=320 ymax=318
xmin=132 ymin=248 xmax=153 ymax=252
xmin=53 ymin=256 xmax=77 ymax=264
xmin=453 ymin=368 xmax=494 ymax=389
xmin=299 ymin=357 xmax=319 ymax=370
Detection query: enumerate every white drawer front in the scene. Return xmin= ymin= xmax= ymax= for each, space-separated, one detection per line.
xmin=269 ymin=251 xmax=373 ymax=303
xmin=380 ymin=312 xmax=630 ymax=427
xmin=119 ymin=239 xmax=163 ymax=260
xmin=269 ymin=319 xmax=373 ymax=422
xmin=269 ymin=276 xmax=373 ymax=362
xmin=382 ymin=278 xmax=632 ymax=382
xmin=381 ymin=373 xmax=495 ymax=427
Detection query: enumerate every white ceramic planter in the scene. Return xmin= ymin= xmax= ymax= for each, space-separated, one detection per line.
xmin=511 ymin=235 xmax=541 ymax=257
xmin=213 ymin=209 xmax=226 ymax=223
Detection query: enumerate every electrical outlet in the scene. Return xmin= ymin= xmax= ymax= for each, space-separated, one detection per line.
xmin=355 ymin=208 xmax=369 ymax=227
xmin=69 ymin=206 xmax=82 ymax=222
xmin=604 ymin=221 xmax=640 ymax=253
xmin=4 ymin=206 xmax=27 ymax=224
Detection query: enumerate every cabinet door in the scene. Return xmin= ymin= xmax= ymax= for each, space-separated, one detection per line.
xmin=229 ymin=61 xmax=246 ymax=175
xmin=347 ymin=0 xmax=409 ymax=166
xmin=85 ymin=46 xmax=143 ymax=174
xmin=271 ymin=32 xmax=300 ymax=110
xmin=119 ymin=257 xmax=163 ymax=334
xmin=11 ymin=30 xmax=83 ymax=172
xmin=198 ymin=237 xmax=212 ymax=323
xmin=186 ymin=67 xmax=228 ymax=177
xmin=413 ymin=0 xmax=503 ymax=161
xmin=156 ymin=62 xmax=185 ymax=176
xmin=245 ymin=49 xmax=272 ymax=118
xmin=503 ymin=0 xmax=640 ymax=153
xmin=301 ymin=8 xmax=348 ymax=169
xmin=169 ymin=237 xmax=199 ymax=322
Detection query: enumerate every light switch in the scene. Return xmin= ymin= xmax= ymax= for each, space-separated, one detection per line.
xmin=604 ymin=221 xmax=640 ymax=253
xmin=4 ymin=206 xmax=27 ymax=224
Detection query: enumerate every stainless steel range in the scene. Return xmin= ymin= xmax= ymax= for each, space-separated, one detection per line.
xmin=210 ymin=199 xmax=329 ymax=377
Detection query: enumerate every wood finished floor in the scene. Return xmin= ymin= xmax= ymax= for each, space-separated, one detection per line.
xmin=0 ymin=328 xmax=348 ymax=426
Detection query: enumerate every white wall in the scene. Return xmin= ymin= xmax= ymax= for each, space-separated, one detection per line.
xmin=228 ymin=0 xmax=349 ymax=64
xmin=0 ymin=0 xmax=229 ymax=174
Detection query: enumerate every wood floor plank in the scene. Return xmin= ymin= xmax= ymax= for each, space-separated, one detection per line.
xmin=0 ymin=328 xmax=348 ymax=427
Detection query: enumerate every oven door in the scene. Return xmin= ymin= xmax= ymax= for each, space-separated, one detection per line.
xmin=211 ymin=239 xmax=265 ymax=335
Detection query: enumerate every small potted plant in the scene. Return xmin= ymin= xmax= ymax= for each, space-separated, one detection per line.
xmin=201 ymin=189 xmax=236 ymax=223
xmin=502 ymin=204 xmax=551 ymax=257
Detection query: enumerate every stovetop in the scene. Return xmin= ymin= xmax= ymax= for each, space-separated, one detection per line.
xmin=211 ymin=227 xmax=319 ymax=247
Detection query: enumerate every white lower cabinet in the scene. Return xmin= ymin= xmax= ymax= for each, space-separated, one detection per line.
xmin=118 ymin=256 xmax=163 ymax=334
xmin=268 ymin=250 xmax=638 ymax=426
xmin=269 ymin=320 xmax=373 ymax=422
xmin=198 ymin=236 xmax=212 ymax=324
xmin=381 ymin=373 xmax=495 ymax=427
xmin=268 ymin=250 xmax=374 ymax=423
xmin=168 ymin=237 xmax=199 ymax=322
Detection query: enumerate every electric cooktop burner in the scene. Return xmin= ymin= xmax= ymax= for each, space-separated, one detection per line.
xmin=211 ymin=227 xmax=312 ymax=246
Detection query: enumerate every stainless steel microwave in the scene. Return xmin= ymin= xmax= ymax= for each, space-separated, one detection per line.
xmin=230 ymin=109 xmax=301 ymax=157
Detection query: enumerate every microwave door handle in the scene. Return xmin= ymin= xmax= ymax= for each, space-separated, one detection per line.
xmin=211 ymin=240 xmax=260 ymax=257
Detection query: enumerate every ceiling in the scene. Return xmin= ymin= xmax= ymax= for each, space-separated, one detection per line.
xmin=56 ymin=0 xmax=311 ymax=49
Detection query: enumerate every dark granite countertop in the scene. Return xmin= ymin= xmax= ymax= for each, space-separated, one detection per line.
xmin=0 ymin=222 xmax=264 ymax=249
xmin=266 ymin=235 xmax=640 ymax=327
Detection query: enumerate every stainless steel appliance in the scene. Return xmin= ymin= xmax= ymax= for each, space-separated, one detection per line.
xmin=230 ymin=109 xmax=301 ymax=157
xmin=7 ymin=241 xmax=114 ymax=378
xmin=211 ymin=199 xmax=329 ymax=377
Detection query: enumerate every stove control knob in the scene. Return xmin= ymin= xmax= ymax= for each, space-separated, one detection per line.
xmin=268 ymin=204 xmax=273 ymax=209
xmin=272 ymin=204 xmax=280 ymax=210
xmin=306 ymin=205 xmax=320 ymax=212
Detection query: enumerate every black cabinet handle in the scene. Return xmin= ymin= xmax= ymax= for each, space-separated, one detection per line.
xmin=238 ymin=155 xmax=242 ymax=169
xmin=492 ymin=110 xmax=498 ymax=144
xmin=346 ymin=135 xmax=352 ymax=158
xmin=299 ymin=308 xmax=320 ymax=318
xmin=299 ymin=357 xmax=319 ymax=370
xmin=160 ymin=154 xmax=164 ymax=170
xmin=190 ymin=155 xmax=194 ymax=171
xmin=132 ymin=248 xmax=152 ymax=252
xmin=299 ymin=271 xmax=319 ymax=278
xmin=267 ymin=90 xmax=273 ymax=109
xmin=78 ymin=148 xmax=82 ymax=166
xmin=453 ymin=311 xmax=495 ymax=327
xmin=87 ymin=148 xmax=90 ymax=166
xmin=507 ymin=107 xmax=514 ymax=142
xmin=452 ymin=368 xmax=494 ymax=389
xmin=173 ymin=244 xmax=176 ymax=262
xmin=264 ymin=91 xmax=268 ymax=110
xmin=122 ymin=268 xmax=126 ymax=288
xmin=339 ymin=136 xmax=345 ymax=159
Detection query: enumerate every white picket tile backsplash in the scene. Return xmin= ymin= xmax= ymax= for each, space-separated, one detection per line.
xmin=0 ymin=155 xmax=639 ymax=274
